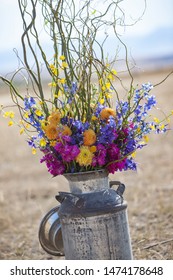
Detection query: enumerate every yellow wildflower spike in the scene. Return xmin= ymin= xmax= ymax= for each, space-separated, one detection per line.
xmin=153 ymin=117 xmax=160 ymax=123
xmin=3 ymin=111 xmax=15 ymax=118
xmin=40 ymin=138 xmax=47 ymax=147
xmin=62 ymin=61 xmax=68 ymax=68
xmin=32 ymin=148 xmax=37 ymax=155
xmin=105 ymin=82 xmax=111 ymax=89
xmin=25 ymin=123 xmax=30 ymax=129
xmin=49 ymin=64 xmax=55 ymax=69
xmin=59 ymin=78 xmax=66 ymax=84
xmin=99 ymin=98 xmax=105 ymax=105
xmin=59 ymin=55 xmax=65 ymax=60
xmin=159 ymin=124 xmax=165 ymax=130
xmin=143 ymin=135 xmax=149 ymax=143
xmin=20 ymin=128 xmax=25 ymax=135
xmin=105 ymin=93 xmax=112 ymax=99
xmin=35 ymin=109 xmax=42 ymax=117
xmin=131 ymin=151 xmax=136 ymax=158
xmin=48 ymin=82 xmax=57 ymax=87
xmin=8 ymin=120 xmax=14 ymax=126
xmin=150 ymin=124 xmax=155 ymax=130
xmin=24 ymin=112 xmax=29 ymax=119
xmin=111 ymin=69 xmax=117 ymax=75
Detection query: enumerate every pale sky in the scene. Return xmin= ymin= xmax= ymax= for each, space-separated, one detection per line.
xmin=0 ymin=0 xmax=173 ymax=72
xmin=1 ymin=0 xmax=173 ymax=50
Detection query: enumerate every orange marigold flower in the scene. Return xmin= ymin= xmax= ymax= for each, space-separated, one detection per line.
xmin=83 ymin=129 xmax=96 ymax=146
xmin=44 ymin=124 xmax=58 ymax=140
xmin=100 ymin=107 xmax=116 ymax=120
xmin=62 ymin=125 xmax=72 ymax=136
xmin=48 ymin=110 xmax=61 ymax=125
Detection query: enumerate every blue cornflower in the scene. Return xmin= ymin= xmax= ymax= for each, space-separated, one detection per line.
xmin=142 ymin=82 xmax=153 ymax=92
xmin=63 ymin=84 xmax=69 ymax=92
xmin=116 ymin=101 xmax=129 ymax=116
xmin=124 ymin=158 xmax=137 ymax=171
xmin=24 ymin=97 xmax=36 ymax=110
xmin=144 ymin=95 xmax=156 ymax=111
xmin=134 ymin=89 xmax=141 ymax=102
xmin=98 ymin=123 xmax=117 ymax=144
xmin=27 ymin=136 xmax=37 ymax=148
xmin=71 ymin=82 xmax=77 ymax=94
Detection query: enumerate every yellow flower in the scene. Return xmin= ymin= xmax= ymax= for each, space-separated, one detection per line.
xmin=153 ymin=117 xmax=160 ymax=123
xmin=48 ymin=110 xmax=61 ymax=125
xmin=76 ymin=146 xmax=94 ymax=166
xmin=62 ymin=61 xmax=68 ymax=68
xmin=44 ymin=124 xmax=58 ymax=140
xmin=8 ymin=121 xmax=14 ymax=126
xmin=48 ymin=82 xmax=57 ymax=87
xmin=24 ymin=112 xmax=29 ymax=119
xmin=40 ymin=138 xmax=47 ymax=147
xmin=107 ymin=73 xmax=113 ymax=80
xmin=20 ymin=128 xmax=25 ymax=135
xmin=49 ymin=64 xmax=55 ymax=69
xmin=91 ymin=116 xmax=97 ymax=121
xmin=105 ymin=82 xmax=111 ymax=89
xmin=105 ymin=93 xmax=112 ymax=99
xmin=99 ymin=98 xmax=104 ymax=105
xmin=32 ymin=148 xmax=37 ymax=155
xmin=111 ymin=69 xmax=117 ymax=75
xmin=59 ymin=78 xmax=66 ymax=84
xmin=101 ymin=85 xmax=106 ymax=91
xmin=100 ymin=107 xmax=116 ymax=120
xmin=150 ymin=124 xmax=155 ymax=131
xmin=131 ymin=151 xmax=136 ymax=158
xmin=89 ymin=146 xmax=97 ymax=153
xmin=143 ymin=135 xmax=149 ymax=143
xmin=35 ymin=109 xmax=42 ymax=117
xmin=159 ymin=124 xmax=165 ymax=130
xmin=3 ymin=111 xmax=15 ymax=119
xmin=83 ymin=129 xmax=96 ymax=146
xmin=50 ymin=140 xmax=57 ymax=147
xmin=59 ymin=55 xmax=65 ymax=60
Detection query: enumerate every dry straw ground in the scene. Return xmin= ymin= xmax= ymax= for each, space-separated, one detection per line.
xmin=0 ymin=68 xmax=173 ymax=260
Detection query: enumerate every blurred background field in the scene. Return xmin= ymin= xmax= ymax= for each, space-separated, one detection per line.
xmin=0 ymin=67 xmax=173 ymax=260
xmin=0 ymin=0 xmax=173 ymax=260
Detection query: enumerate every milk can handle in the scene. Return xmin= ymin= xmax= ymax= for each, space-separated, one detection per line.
xmin=109 ymin=181 xmax=125 ymax=196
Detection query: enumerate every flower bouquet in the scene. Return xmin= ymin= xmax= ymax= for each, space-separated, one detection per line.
xmin=1 ymin=0 xmax=172 ymax=177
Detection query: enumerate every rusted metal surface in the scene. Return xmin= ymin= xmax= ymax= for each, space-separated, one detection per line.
xmin=57 ymin=170 xmax=133 ymax=260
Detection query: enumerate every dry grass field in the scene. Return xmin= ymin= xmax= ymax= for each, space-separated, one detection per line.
xmin=0 ymin=67 xmax=173 ymax=259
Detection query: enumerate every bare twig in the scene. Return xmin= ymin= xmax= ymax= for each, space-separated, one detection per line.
xmin=143 ymin=238 xmax=173 ymax=250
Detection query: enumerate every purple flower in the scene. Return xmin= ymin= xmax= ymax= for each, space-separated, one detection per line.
xmin=55 ymin=142 xmax=80 ymax=162
xmin=107 ymin=143 xmax=120 ymax=160
xmin=40 ymin=152 xmax=65 ymax=176
xmin=92 ymin=144 xmax=107 ymax=167
xmin=61 ymin=144 xmax=80 ymax=162
xmin=106 ymin=158 xmax=126 ymax=174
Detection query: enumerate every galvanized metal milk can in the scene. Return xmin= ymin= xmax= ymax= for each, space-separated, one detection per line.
xmin=55 ymin=169 xmax=133 ymax=260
